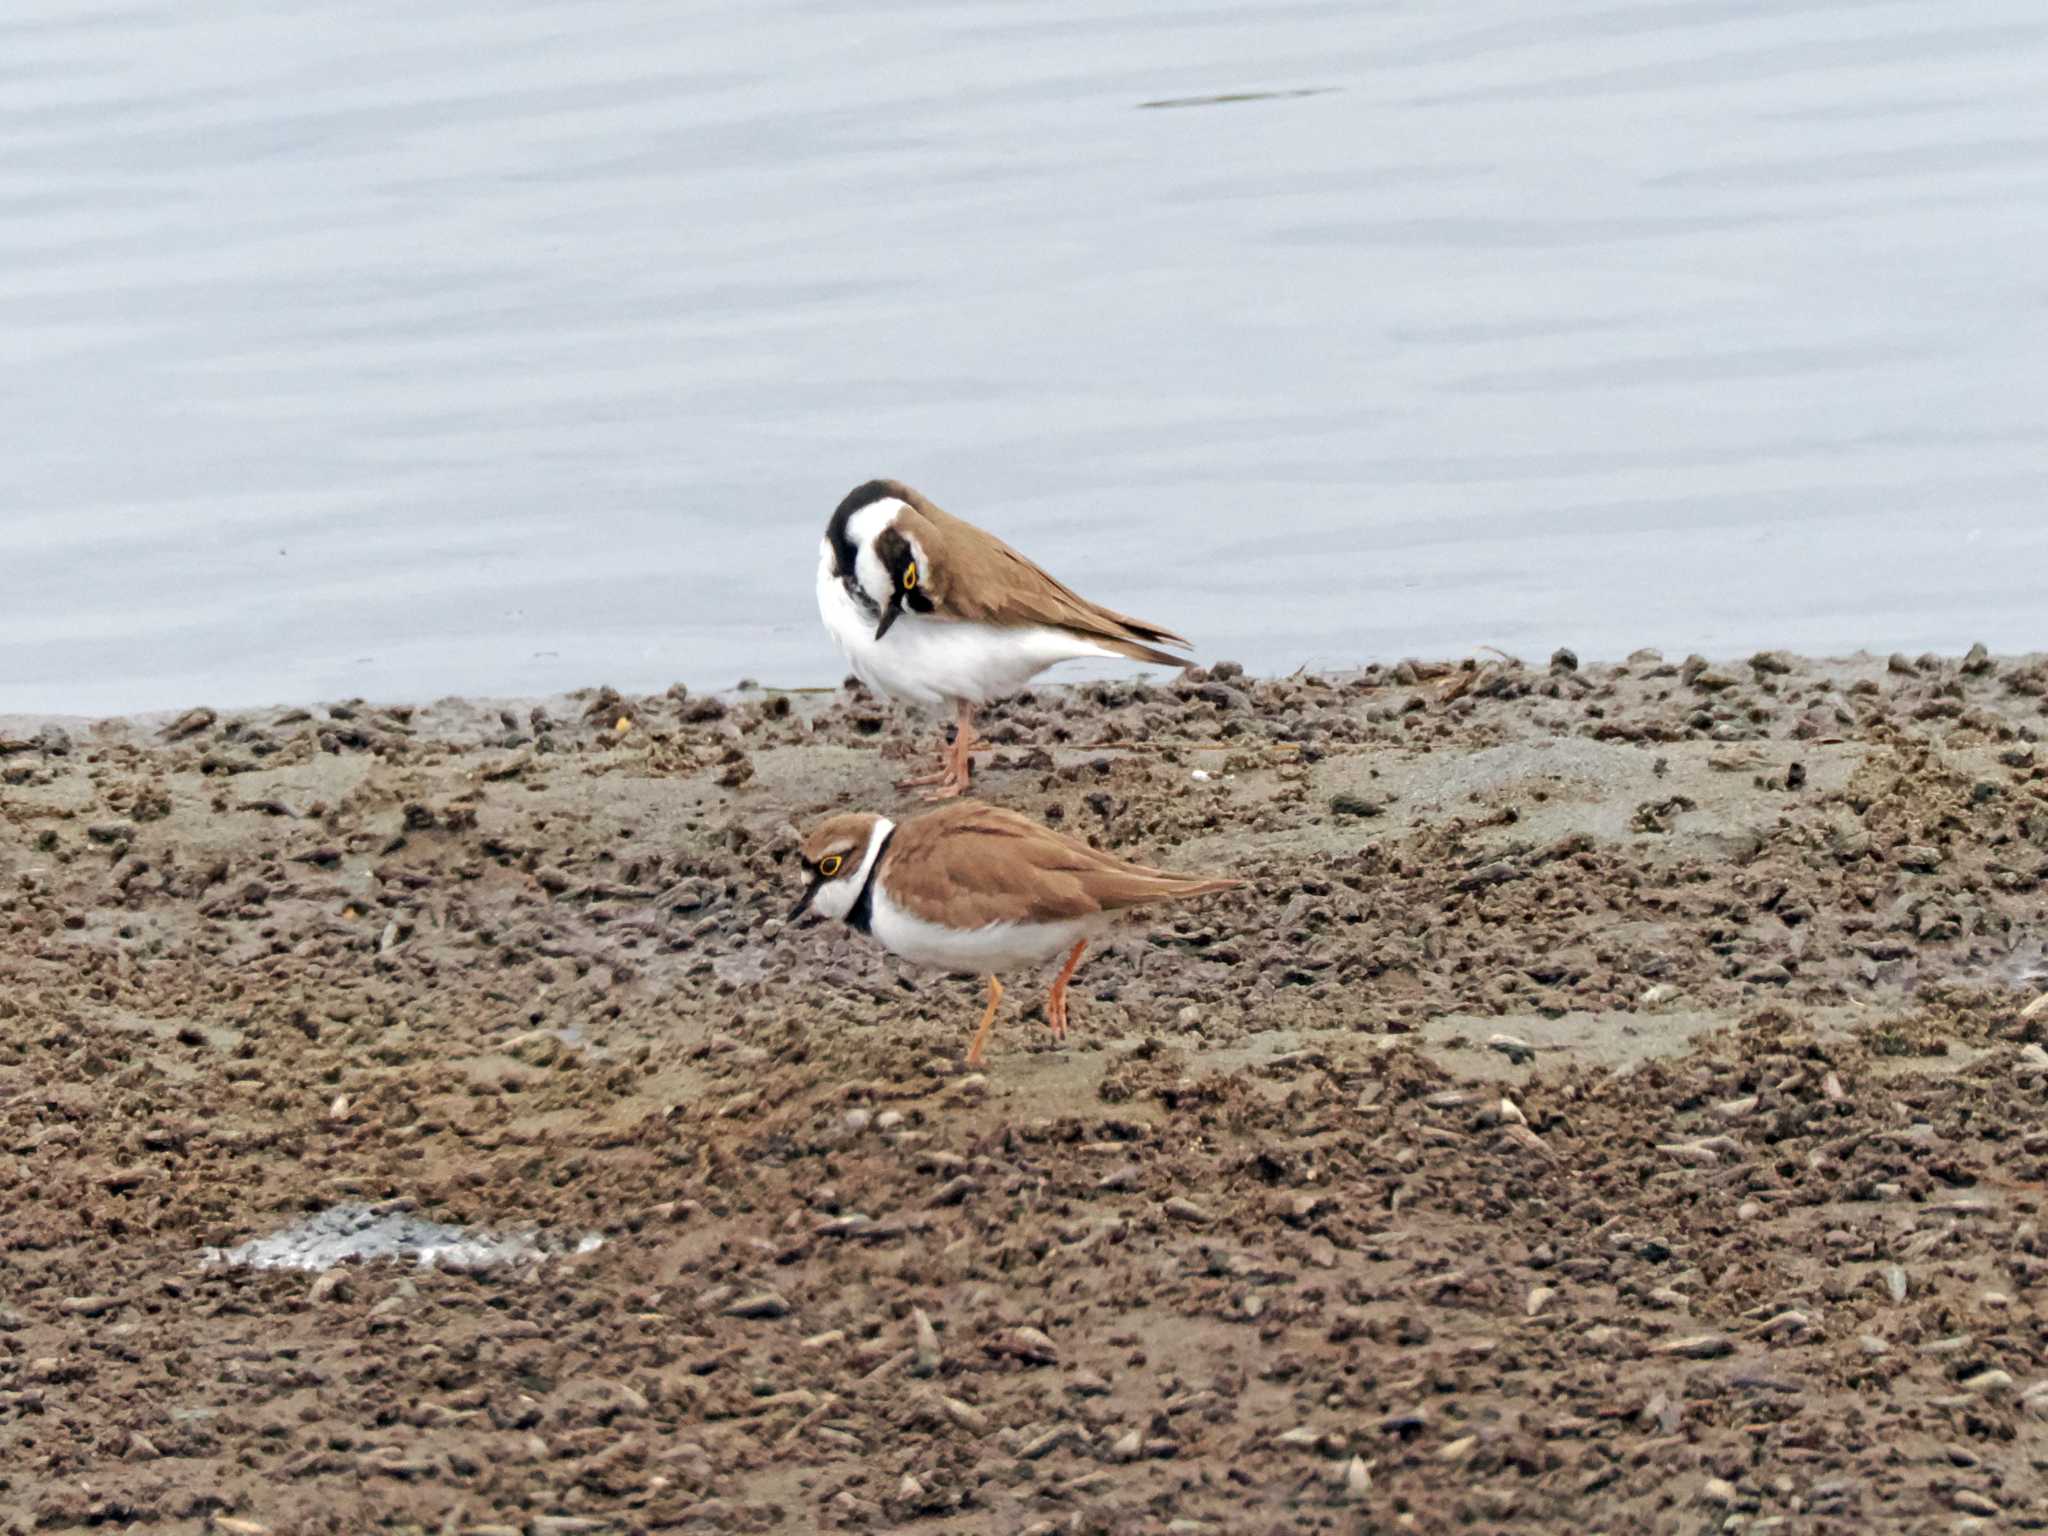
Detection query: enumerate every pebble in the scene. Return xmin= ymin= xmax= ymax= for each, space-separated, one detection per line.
xmin=1658 ymin=1142 xmax=1720 ymax=1166
xmin=1162 ymin=1196 xmax=1210 ymax=1225
xmin=1656 ymin=1333 xmax=1734 ymax=1359
xmin=1000 ymin=1325 xmax=1058 ymax=1364
xmin=1700 ymin=1478 xmax=1738 ymax=1506
xmin=1961 ymin=1368 xmax=2012 ymax=1395
xmin=1882 ymin=1264 xmax=1908 ymax=1303
xmin=937 ymin=1394 xmax=989 ymax=1433
xmin=723 ymin=1290 xmax=790 ymax=1319
xmin=1019 ymin=1423 xmax=1077 ymax=1460
xmin=1951 ymin=1491 xmax=2000 ymax=1517
xmin=1340 ymin=1454 xmax=1372 ymax=1499
xmin=1526 ymin=1285 xmax=1557 ymax=1318
xmin=1109 ymin=1427 xmax=1142 ymax=1462
xmin=911 ymin=1306 xmax=941 ymax=1377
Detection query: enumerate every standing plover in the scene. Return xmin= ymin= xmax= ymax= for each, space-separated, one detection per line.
xmin=817 ymin=479 xmax=1190 ymax=798
xmin=789 ymin=799 xmax=1241 ymax=1066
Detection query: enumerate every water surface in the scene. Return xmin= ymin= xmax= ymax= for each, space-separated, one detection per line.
xmin=3 ymin=0 xmax=2044 ymax=714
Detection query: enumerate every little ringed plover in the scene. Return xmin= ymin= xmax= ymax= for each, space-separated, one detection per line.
xmin=817 ymin=479 xmax=1191 ymax=798
xmin=788 ymin=798 xmax=1241 ymax=1066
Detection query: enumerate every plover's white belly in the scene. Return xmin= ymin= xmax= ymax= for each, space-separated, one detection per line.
xmin=869 ymin=885 xmax=1103 ymax=974
xmin=815 ymin=541 xmax=1117 ymax=707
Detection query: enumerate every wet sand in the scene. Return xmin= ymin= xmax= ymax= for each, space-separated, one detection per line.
xmin=3 ymin=646 xmax=2047 ymax=1532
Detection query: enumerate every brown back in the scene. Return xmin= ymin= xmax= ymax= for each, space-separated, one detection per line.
xmin=886 ymin=484 xmax=1191 ymax=665
xmin=882 ymin=800 xmax=1241 ymax=929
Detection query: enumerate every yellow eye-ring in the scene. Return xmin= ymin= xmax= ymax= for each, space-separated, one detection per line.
xmin=903 ymin=564 xmax=918 ymax=591
xmin=818 ymin=854 xmax=844 ymax=877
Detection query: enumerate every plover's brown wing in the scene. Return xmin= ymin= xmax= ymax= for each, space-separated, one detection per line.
xmin=885 ymin=801 xmax=1241 ymax=929
xmin=892 ymin=494 xmax=1192 ymax=667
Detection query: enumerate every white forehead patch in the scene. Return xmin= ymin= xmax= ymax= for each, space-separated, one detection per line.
xmin=847 ymin=497 xmax=908 ymax=606
xmin=846 ymin=497 xmax=908 ymax=551
xmin=811 ymin=816 xmax=897 ymax=924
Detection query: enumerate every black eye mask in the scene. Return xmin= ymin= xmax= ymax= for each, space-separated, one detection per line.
xmin=872 ymin=529 xmax=936 ymax=640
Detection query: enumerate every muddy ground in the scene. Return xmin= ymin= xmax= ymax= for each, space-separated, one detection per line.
xmin=4 ymin=645 xmax=2048 ymax=1535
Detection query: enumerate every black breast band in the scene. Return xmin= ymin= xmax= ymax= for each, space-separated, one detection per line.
xmin=847 ymin=828 xmax=895 ymax=934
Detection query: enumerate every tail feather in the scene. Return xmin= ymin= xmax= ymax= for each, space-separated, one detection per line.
xmin=1103 ymin=873 xmax=1245 ymax=911
xmin=1096 ymin=631 xmax=1195 ymax=669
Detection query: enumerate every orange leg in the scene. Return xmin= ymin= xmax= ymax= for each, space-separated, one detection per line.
xmin=917 ymin=701 xmax=981 ymax=802
xmin=965 ymin=975 xmax=1003 ymax=1068
xmin=892 ymin=726 xmax=955 ymax=789
xmin=1045 ymin=940 xmax=1088 ymax=1042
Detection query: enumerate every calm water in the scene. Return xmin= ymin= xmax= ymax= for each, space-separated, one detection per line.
xmin=3 ymin=0 xmax=2045 ymax=716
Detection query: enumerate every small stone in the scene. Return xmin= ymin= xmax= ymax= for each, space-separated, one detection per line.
xmin=1658 ymin=1142 xmax=1720 ymax=1166
xmin=308 ymin=1271 xmax=353 ymax=1304
xmin=1952 ymin=1490 xmax=2000 ymax=1517
xmin=910 ymin=1307 xmax=941 ymax=1378
xmin=161 ymin=706 xmax=217 ymax=741
xmin=1110 ymin=1427 xmax=1142 ymax=1462
xmin=1340 ymin=1454 xmax=1372 ymax=1499
xmin=1162 ymin=1196 xmax=1210 ymax=1225
xmin=1883 ymin=1265 xmax=1908 ymax=1304
xmin=1526 ymin=1285 xmax=1557 ymax=1318
xmin=1962 ymin=1368 xmax=2013 ymax=1395
xmin=997 ymin=1325 xmax=1058 ymax=1364
xmin=937 ymin=1394 xmax=988 ymax=1433
xmin=1700 ymin=1478 xmax=1738 ymax=1506
xmin=1018 ymin=1424 xmax=1077 ymax=1460
xmin=724 ymin=1291 xmax=790 ymax=1319
xmin=1656 ymin=1333 xmax=1733 ymax=1359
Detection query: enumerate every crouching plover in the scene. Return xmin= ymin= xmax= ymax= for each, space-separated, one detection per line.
xmin=816 ymin=479 xmax=1191 ymax=799
xmin=788 ymin=800 xmax=1241 ymax=1066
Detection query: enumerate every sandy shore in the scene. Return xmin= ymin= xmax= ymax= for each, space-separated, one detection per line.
xmin=3 ymin=645 xmax=2047 ymax=1532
